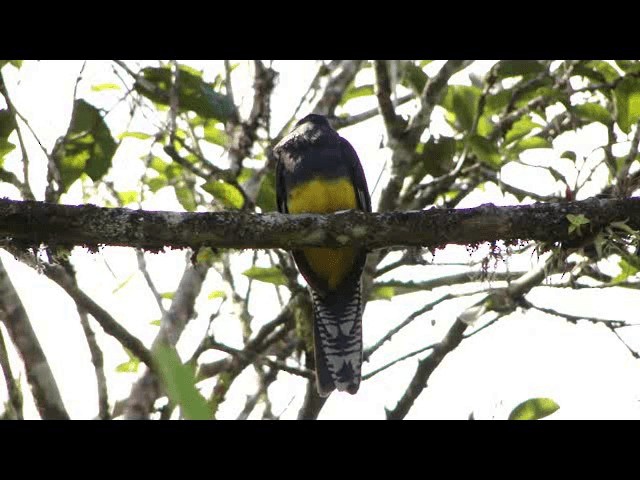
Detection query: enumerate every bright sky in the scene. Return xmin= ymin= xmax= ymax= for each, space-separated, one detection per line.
xmin=1 ymin=60 xmax=639 ymax=420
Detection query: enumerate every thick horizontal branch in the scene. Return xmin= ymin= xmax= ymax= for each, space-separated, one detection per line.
xmin=0 ymin=197 xmax=639 ymax=251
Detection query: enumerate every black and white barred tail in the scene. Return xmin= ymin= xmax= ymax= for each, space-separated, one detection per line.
xmin=311 ymin=281 xmax=363 ymax=397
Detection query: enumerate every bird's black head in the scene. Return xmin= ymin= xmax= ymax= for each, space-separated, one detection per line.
xmin=295 ymin=113 xmax=330 ymax=128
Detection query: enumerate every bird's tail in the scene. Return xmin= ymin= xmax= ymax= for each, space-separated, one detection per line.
xmin=310 ymin=281 xmax=363 ymax=397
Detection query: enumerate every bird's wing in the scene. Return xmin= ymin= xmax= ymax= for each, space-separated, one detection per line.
xmin=340 ymin=137 xmax=372 ymax=213
xmin=275 ymin=147 xmax=289 ymax=214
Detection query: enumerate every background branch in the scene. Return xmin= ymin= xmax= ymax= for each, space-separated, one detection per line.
xmin=0 ymin=257 xmax=69 ymax=419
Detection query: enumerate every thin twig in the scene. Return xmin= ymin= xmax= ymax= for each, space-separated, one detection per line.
xmin=523 ymin=299 xmax=632 ymax=328
xmin=136 ymin=249 xmax=166 ymax=316
xmin=333 ymin=93 xmax=415 ymax=130
xmin=364 ymin=294 xmax=454 ymax=361
xmin=0 ymin=71 xmax=35 ymax=200
xmin=5 ymin=245 xmax=155 ymax=372
xmin=363 ymin=341 xmax=438 ymax=381
xmin=78 ymin=310 xmax=110 ymax=419
xmin=207 ymin=340 xmax=313 ymax=379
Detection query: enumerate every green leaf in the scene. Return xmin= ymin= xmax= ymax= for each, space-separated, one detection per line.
xmin=442 ymin=85 xmax=481 ymax=132
xmin=611 ymin=258 xmax=639 ymax=284
xmin=118 ymin=131 xmax=152 ymax=140
xmin=242 ymin=266 xmax=288 ymax=286
xmin=91 ymin=83 xmax=121 ymax=92
xmin=112 ymin=273 xmax=135 ymax=294
xmin=195 ymin=246 xmax=220 ymax=265
xmin=614 ymin=76 xmax=640 ymax=133
xmin=147 ymin=175 xmax=168 ymax=193
xmin=255 ymin=170 xmax=277 ymax=212
xmin=135 ymin=66 xmax=236 ymax=123
xmin=149 ymin=156 xmax=168 ymax=174
xmin=476 ymin=114 xmax=495 ymax=137
xmin=167 ymin=163 xmax=184 ymax=180
xmin=369 ymin=281 xmax=428 ymax=298
xmin=594 ymin=232 xmax=605 ymax=259
xmin=116 ymin=349 xmax=140 ymax=373
xmin=561 ymin=151 xmax=577 ymax=161
xmin=202 ymin=180 xmax=244 ymax=209
xmin=0 ymin=138 xmax=16 ymax=160
xmin=513 ymin=85 xmax=563 ymax=110
xmin=587 ymin=61 xmax=620 ymax=83
xmin=160 ymin=292 xmax=175 ymax=300
xmin=150 ymin=319 xmax=162 ymax=327
xmin=495 ymin=60 xmax=545 ymax=78
xmin=203 ymin=123 xmax=228 ymax=147
xmin=548 ymin=167 xmax=568 ymax=185
xmin=208 ymin=290 xmax=227 ymax=300
xmin=0 ymin=60 xmax=23 ymax=70
xmin=340 ymin=84 xmax=375 ymax=105
xmin=117 ymin=190 xmax=139 ymax=206
xmin=175 ymin=184 xmax=196 ymax=211
xmin=55 ymin=99 xmax=117 ymax=191
xmin=412 ymin=136 xmax=457 ymax=179
xmin=485 ymin=89 xmax=513 ymax=114
xmin=614 ymin=60 xmax=640 ymax=74
xmin=371 ymin=286 xmax=395 ymax=301
xmin=154 ymin=345 xmax=212 ymax=420
xmin=0 ymin=109 xmax=16 ymax=138
xmin=469 ymin=134 xmax=501 ymax=168
xmin=402 ymin=63 xmax=428 ymax=94
xmin=236 ymin=167 xmax=254 ymax=184
xmin=574 ymin=102 xmax=612 ymax=125
xmin=609 ymin=220 xmax=640 ymax=236
xmin=567 ymin=213 xmax=590 ymax=226
xmin=116 ymin=358 xmax=140 ymax=373
xmin=509 ymin=136 xmax=551 ymax=156
xmin=567 ymin=213 xmax=590 ymax=235
xmin=509 ymin=397 xmax=559 ymax=420
xmin=504 ymin=115 xmax=542 ymax=144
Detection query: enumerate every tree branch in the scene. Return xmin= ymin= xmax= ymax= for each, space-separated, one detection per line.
xmin=0 ymin=324 xmax=22 ymax=419
xmin=124 ymin=259 xmax=209 ymax=419
xmin=78 ymin=309 xmax=110 ymax=420
xmin=385 ymin=253 xmax=559 ymax=420
xmin=312 ymin=60 xmax=363 ymax=117
xmin=2 ymin=197 xmax=639 ymax=251
xmin=0 ymin=258 xmax=69 ymax=419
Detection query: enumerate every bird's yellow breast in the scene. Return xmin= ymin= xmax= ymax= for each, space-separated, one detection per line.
xmin=287 ymin=178 xmax=358 ymax=290
xmin=287 ymin=177 xmax=358 ymax=214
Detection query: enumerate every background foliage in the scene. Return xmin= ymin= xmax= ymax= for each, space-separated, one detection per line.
xmin=0 ymin=60 xmax=639 ymax=420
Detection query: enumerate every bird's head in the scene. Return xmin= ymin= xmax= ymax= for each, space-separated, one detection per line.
xmin=295 ymin=113 xmax=331 ymax=129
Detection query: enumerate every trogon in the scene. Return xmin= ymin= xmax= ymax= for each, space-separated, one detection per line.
xmin=274 ymin=114 xmax=371 ymax=397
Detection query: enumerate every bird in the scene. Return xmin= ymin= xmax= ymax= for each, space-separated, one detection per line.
xmin=274 ymin=113 xmax=371 ymax=397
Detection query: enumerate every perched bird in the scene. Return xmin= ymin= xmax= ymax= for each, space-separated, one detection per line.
xmin=274 ymin=114 xmax=371 ymax=397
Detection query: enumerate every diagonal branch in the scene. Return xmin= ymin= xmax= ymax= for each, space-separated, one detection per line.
xmin=124 ymin=259 xmax=209 ymax=419
xmin=0 ymin=324 xmax=23 ymax=419
xmin=78 ymin=309 xmax=110 ymax=420
xmin=3 ymin=246 xmax=154 ymax=371
xmin=0 ymin=257 xmax=69 ymax=419
xmin=385 ymin=254 xmax=558 ymax=420
xmin=373 ymin=61 xmax=406 ymax=140
xmin=312 ymin=60 xmax=363 ymax=117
